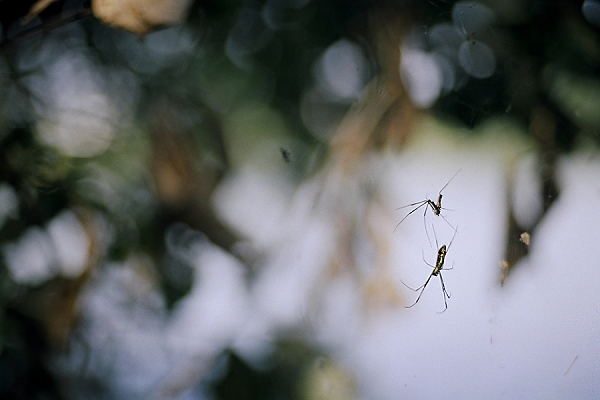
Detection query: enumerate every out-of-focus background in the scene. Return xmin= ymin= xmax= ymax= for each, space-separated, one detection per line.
xmin=1 ymin=0 xmax=599 ymax=398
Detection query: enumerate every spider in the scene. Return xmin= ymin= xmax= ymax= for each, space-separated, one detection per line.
xmin=402 ymin=225 xmax=457 ymax=313
xmin=393 ymin=169 xmax=460 ymax=244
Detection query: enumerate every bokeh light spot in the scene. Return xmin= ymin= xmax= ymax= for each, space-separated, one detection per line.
xmin=458 ymin=40 xmax=495 ymax=79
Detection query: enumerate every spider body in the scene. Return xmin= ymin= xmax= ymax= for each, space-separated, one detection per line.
xmin=402 ymin=226 xmax=457 ymax=313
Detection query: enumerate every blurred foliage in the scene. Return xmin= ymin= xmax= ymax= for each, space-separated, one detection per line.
xmin=212 ymin=349 xmax=301 ymax=400
xmin=0 ymin=0 xmax=598 ymax=398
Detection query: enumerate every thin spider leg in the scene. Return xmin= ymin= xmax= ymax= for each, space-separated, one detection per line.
xmin=395 ymin=200 xmax=429 ymax=210
xmin=438 ymin=169 xmax=462 ymax=194
xmin=423 ymin=205 xmax=433 ymax=247
xmin=439 ymin=272 xmax=451 ymax=299
xmin=431 ymin=223 xmax=439 ymax=249
xmin=436 ymin=299 xmax=448 ymax=314
xmin=393 ymin=201 xmax=428 ymax=233
xmin=400 ymin=279 xmax=424 ymax=292
xmin=435 ymin=273 xmax=450 ymax=313
xmin=422 ymin=250 xmax=435 ymax=268
xmin=405 ymin=273 xmax=433 ymax=308
xmin=443 ymin=261 xmax=454 ymax=271
xmin=446 ymin=225 xmax=459 ymax=252
xmin=439 ymin=213 xmax=457 ymax=232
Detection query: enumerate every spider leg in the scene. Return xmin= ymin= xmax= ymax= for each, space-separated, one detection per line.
xmin=423 ymin=203 xmax=434 ymax=247
xmin=446 ymin=225 xmax=459 ymax=252
xmin=395 ymin=200 xmax=429 ymax=210
xmin=400 ymin=279 xmax=424 ymax=292
xmin=393 ymin=201 xmax=428 ymax=233
xmin=435 ymin=273 xmax=450 ymax=313
xmin=438 ymin=169 xmax=461 ymax=194
xmin=422 ymin=250 xmax=435 ymax=268
xmin=430 ymin=222 xmax=440 ymax=249
xmin=439 ymin=213 xmax=457 ymax=233
xmin=442 ymin=261 xmax=454 ymax=271
xmin=405 ymin=273 xmax=433 ymax=308
xmin=439 ymin=272 xmax=451 ymax=299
